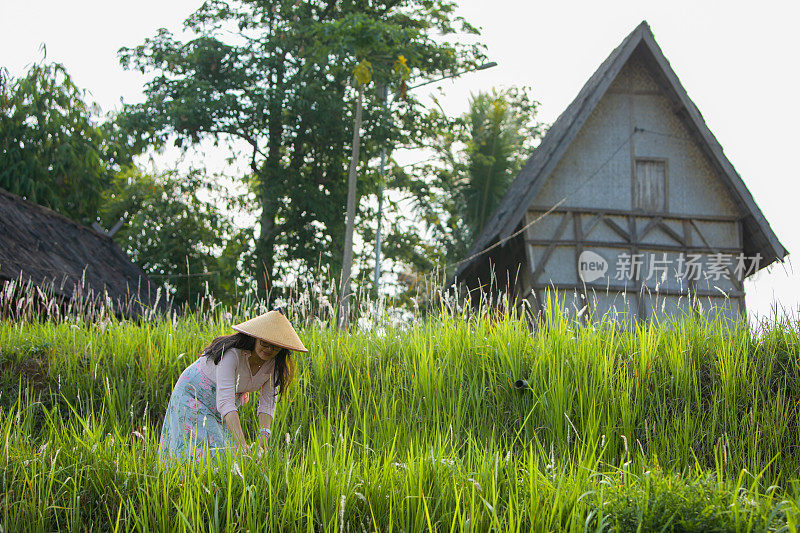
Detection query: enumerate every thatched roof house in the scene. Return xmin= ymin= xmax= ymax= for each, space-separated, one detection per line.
xmin=452 ymin=21 xmax=787 ymax=324
xmin=0 ymin=187 xmax=162 ymax=318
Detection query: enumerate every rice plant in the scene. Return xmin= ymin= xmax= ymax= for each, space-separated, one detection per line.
xmin=1 ymin=281 xmax=799 ymax=531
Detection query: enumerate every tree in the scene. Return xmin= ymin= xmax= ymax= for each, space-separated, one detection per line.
xmin=337 ymin=59 xmax=368 ymax=329
xmin=0 ymin=58 xmax=122 ymax=224
xmin=412 ymin=86 xmax=544 ymax=273
xmin=116 ymin=0 xmax=485 ymax=303
xmin=98 ymin=167 xmax=252 ymax=309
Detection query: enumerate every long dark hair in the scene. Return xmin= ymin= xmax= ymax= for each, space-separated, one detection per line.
xmin=201 ymin=332 xmax=295 ymax=398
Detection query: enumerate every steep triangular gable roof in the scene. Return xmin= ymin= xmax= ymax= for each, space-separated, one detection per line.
xmin=456 ymin=21 xmax=787 ymax=280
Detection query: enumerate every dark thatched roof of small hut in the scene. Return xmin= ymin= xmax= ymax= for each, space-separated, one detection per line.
xmin=455 ymin=21 xmax=788 ymax=282
xmin=0 ymin=187 xmax=163 ymax=317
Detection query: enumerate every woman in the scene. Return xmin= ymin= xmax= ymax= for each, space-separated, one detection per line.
xmin=159 ymin=309 xmax=308 ymax=463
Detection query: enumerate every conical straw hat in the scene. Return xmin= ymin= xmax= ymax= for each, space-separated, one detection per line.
xmin=231 ymin=310 xmax=308 ymax=352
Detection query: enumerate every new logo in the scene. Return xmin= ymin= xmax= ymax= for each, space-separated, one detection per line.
xmin=578 ymin=250 xmax=608 ymax=282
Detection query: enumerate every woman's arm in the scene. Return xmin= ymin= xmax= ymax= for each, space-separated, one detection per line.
xmin=257 ymin=376 xmax=278 ymax=451
xmin=224 ymin=411 xmax=251 ymax=454
xmin=257 ymin=412 xmax=273 ymax=450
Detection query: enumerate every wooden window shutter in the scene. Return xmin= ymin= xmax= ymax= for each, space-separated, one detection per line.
xmin=634 ymin=160 xmax=666 ymax=212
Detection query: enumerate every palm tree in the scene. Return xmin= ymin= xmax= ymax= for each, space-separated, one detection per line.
xmin=413 ymin=87 xmax=542 ymax=272
xmin=460 ymin=89 xmax=534 ymax=238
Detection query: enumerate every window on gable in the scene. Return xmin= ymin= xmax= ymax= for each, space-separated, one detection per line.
xmin=634 ymin=159 xmax=667 ymax=212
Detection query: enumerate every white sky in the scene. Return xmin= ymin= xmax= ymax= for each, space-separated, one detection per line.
xmin=1 ymin=0 xmax=798 ymax=321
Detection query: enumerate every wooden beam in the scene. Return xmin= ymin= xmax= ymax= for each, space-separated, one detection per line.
xmin=583 ymin=213 xmax=604 ymax=238
xmin=528 ymin=205 xmax=740 ymax=223
xmin=690 ymin=219 xmax=744 ymax=292
xmin=629 ymin=215 xmax=646 ymax=321
xmin=531 ymin=212 xmax=571 ymax=284
xmin=681 ymin=219 xmax=699 ymax=315
xmin=531 ymin=282 xmax=744 ymax=299
xmin=573 ymin=211 xmax=590 ymax=320
xmin=603 ymin=218 xmax=631 ymax=243
xmin=737 ymin=220 xmax=747 ymax=319
xmin=638 ymin=217 xmax=661 ymax=241
xmin=638 ymin=217 xmax=685 ymax=246
xmin=523 ymin=212 xmax=539 ymax=274
xmin=524 ymin=239 xmax=740 ymax=255
xmin=657 ymin=221 xmax=685 ymax=246
xmin=523 ymin=212 xmax=544 ymax=316
xmin=682 ymin=220 xmax=693 ymax=247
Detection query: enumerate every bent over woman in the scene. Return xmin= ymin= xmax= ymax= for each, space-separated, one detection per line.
xmin=159 ymin=310 xmax=308 ymax=463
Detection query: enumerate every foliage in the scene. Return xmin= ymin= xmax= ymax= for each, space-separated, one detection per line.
xmin=98 ymin=167 xmax=252 ymax=309
xmin=461 ymin=88 xmax=543 ymax=236
xmin=413 ymin=86 xmax=544 ymax=272
xmin=115 ymin=0 xmax=486 ymax=300
xmin=1 ymin=302 xmax=799 ymax=530
xmin=0 ymin=59 xmax=124 ymax=224
xmin=0 ymin=59 xmax=240 ymax=306
xmin=352 ymin=59 xmax=373 ymax=86
xmin=590 ymin=469 xmax=790 ymax=532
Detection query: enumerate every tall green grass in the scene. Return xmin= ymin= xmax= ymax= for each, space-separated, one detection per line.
xmin=1 ymin=299 xmax=799 ymax=531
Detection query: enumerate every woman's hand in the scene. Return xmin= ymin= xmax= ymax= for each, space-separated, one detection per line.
xmin=257 ymin=412 xmax=273 ymax=455
xmin=235 ymin=391 xmax=250 ymax=405
xmin=255 ymin=444 xmax=268 ymax=460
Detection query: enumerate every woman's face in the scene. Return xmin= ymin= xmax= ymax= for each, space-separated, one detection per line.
xmin=254 ymin=338 xmax=281 ymax=360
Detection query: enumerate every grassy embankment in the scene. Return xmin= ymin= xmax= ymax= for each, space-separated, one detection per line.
xmin=1 ymin=303 xmax=799 ymax=531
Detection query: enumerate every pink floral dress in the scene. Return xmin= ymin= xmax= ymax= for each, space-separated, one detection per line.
xmin=159 ymin=358 xmax=241 ymax=464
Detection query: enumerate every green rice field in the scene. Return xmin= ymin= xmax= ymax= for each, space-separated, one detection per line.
xmin=1 ymin=301 xmax=799 ymax=531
